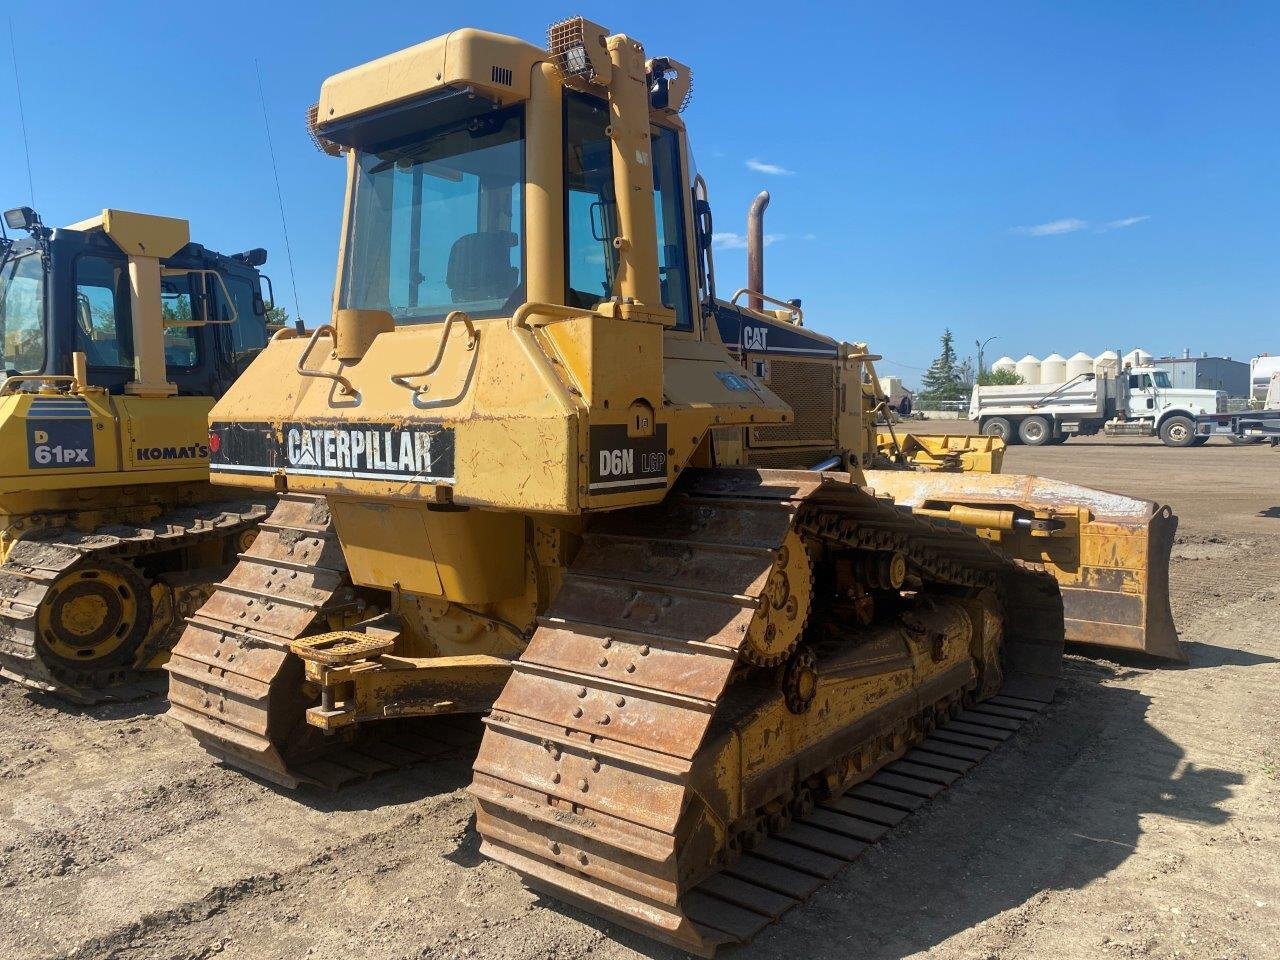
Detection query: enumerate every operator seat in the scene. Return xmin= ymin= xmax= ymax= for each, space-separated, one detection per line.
xmin=446 ymin=231 xmax=518 ymax=304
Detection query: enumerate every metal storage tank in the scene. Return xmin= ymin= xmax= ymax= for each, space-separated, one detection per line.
xmin=992 ymin=356 xmax=1017 ymax=376
xmin=1094 ymin=350 xmax=1121 ymax=378
xmin=1014 ymin=355 xmax=1041 ymax=385
xmin=1123 ymin=348 xmax=1152 ymax=369
xmin=1041 ymin=353 xmax=1067 ymax=384
xmin=1066 ymin=351 xmax=1094 ymax=380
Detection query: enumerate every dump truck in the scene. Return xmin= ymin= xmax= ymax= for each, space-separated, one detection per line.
xmin=0 ymin=207 xmax=273 ymax=700
xmin=166 ymin=19 xmax=1180 ymax=952
xmin=972 ymin=366 xmax=1226 ymax=447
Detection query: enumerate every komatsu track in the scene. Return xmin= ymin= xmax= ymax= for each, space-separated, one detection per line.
xmin=0 ymin=499 xmax=271 ymax=703
xmin=471 ymin=468 xmax=1063 ymax=955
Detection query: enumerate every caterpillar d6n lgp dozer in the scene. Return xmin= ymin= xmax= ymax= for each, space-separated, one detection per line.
xmin=167 ymin=18 xmax=1178 ymax=951
xmin=0 ymin=207 xmax=274 ymax=701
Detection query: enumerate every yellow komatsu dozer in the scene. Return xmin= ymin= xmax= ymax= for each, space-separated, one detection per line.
xmin=0 ymin=207 xmax=274 ymax=701
xmin=167 ymin=19 xmax=1178 ymax=951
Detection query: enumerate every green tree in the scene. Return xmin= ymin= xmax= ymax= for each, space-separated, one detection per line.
xmin=918 ymin=328 xmax=968 ymax=401
xmin=265 ymin=304 xmax=291 ymax=329
xmin=161 ymin=293 xmax=193 ymax=325
xmin=978 ymin=368 xmax=1024 ymax=386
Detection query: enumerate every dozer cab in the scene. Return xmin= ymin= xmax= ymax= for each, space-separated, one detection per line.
xmin=168 ymin=18 xmax=1178 ymax=952
xmin=0 ymin=207 xmax=274 ymax=700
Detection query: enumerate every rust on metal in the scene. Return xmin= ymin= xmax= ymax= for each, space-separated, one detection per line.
xmin=471 ymin=468 xmax=1063 ymax=954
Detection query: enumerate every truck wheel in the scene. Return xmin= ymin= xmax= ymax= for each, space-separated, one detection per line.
xmin=981 ymin=417 xmax=1015 ymax=443
xmin=1159 ymin=415 xmax=1196 ymax=447
xmin=1018 ymin=416 xmax=1052 ymax=446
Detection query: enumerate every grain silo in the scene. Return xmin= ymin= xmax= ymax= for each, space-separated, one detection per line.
xmin=1015 ymin=354 xmax=1041 ymax=385
xmin=1041 ymin=352 xmax=1067 ymax=384
xmin=1123 ymin=348 xmax=1152 ymax=369
xmin=1094 ymin=350 xmax=1121 ymax=378
xmin=1066 ymin=351 xmax=1094 ymax=380
xmin=992 ymin=356 xmax=1017 ymax=377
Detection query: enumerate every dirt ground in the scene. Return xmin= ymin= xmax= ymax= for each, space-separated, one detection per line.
xmin=1 ymin=435 xmax=1276 ymax=960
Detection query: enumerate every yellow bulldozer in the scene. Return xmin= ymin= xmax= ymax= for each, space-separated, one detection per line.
xmin=0 ymin=207 xmax=274 ymax=701
xmin=167 ymin=19 xmax=1179 ymax=952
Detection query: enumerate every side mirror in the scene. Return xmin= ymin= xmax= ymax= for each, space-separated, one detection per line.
xmin=694 ymin=198 xmax=713 ymax=252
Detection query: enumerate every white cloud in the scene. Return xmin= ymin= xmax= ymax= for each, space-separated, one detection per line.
xmin=746 ymin=158 xmax=794 ymax=176
xmin=1012 ymin=215 xmax=1152 ymax=237
xmin=1013 ymin=218 xmax=1088 ymax=237
xmin=712 ymin=232 xmax=785 ymax=250
xmin=1098 ymin=215 xmax=1151 ymax=232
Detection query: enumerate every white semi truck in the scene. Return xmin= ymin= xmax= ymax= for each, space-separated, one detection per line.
xmin=971 ymin=367 xmax=1226 ymax=447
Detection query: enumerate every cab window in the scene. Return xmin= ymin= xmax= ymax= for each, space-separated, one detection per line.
xmin=0 ymin=253 xmax=45 ymax=373
xmin=651 ymin=124 xmax=693 ymax=331
xmin=222 ymin=275 xmax=268 ymax=372
xmin=74 ymin=255 xmax=133 ymax=368
xmin=341 ymin=108 xmax=525 ymax=323
xmin=160 ymin=274 xmax=199 ymax=369
xmin=564 ymin=92 xmax=619 ymax=308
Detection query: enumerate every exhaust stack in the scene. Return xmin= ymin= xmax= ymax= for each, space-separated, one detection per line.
xmin=746 ymin=190 xmax=770 ymax=312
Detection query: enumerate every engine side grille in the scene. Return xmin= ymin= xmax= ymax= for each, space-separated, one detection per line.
xmin=751 ymin=358 xmax=836 ymax=447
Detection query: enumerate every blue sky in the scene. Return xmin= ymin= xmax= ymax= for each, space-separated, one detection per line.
xmin=3 ymin=2 xmax=1276 ymax=387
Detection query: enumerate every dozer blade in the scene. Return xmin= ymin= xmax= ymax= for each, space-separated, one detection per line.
xmin=472 ymin=468 xmax=1064 ymax=954
xmin=863 ymin=470 xmax=1182 ymax=661
xmin=876 ymin=430 xmax=1006 ymax=473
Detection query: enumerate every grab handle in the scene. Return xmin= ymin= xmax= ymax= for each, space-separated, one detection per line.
xmin=390 ymin=311 xmax=477 ymax=394
xmin=296 ymin=325 xmax=356 ymax=397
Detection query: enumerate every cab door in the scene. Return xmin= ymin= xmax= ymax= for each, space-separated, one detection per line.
xmin=1128 ymin=372 xmax=1156 ymax=414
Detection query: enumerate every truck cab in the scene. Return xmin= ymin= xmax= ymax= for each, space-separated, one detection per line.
xmin=1122 ymin=366 xmax=1224 ymax=446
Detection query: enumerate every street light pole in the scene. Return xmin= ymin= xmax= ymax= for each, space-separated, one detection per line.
xmin=976 ymin=336 xmax=998 ymax=382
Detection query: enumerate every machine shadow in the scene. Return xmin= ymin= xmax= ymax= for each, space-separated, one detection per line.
xmin=1178 ymin=640 xmax=1280 ymax=670
xmin=18 ymin=682 xmax=170 ymax=721
xmin=236 ymin=714 xmax=485 ymax=814
xmin=524 ymin=657 xmax=1240 ymax=959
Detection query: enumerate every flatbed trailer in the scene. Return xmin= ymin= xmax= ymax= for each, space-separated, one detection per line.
xmin=1196 ymin=408 xmax=1280 ymax=445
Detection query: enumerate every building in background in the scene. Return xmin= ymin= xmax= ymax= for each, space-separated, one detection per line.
xmin=1151 ymin=353 xmax=1250 ymax=397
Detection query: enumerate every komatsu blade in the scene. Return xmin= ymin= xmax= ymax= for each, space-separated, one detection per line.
xmin=864 ymin=470 xmax=1182 ymax=661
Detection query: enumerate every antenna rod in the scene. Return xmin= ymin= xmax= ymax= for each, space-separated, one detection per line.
xmin=8 ymin=18 xmax=35 ymax=206
xmin=254 ymin=60 xmax=305 ymax=331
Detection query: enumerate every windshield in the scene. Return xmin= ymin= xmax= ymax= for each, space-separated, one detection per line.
xmin=1152 ymin=371 xmax=1172 ymax=388
xmin=340 ymin=107 xmax=524 ymax=324
xmin=0 ymin=253 xmax=45 ymax=374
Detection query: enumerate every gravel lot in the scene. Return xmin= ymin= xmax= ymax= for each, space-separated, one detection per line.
xmin=2 ymin=435 xmax=1276 ymax=960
